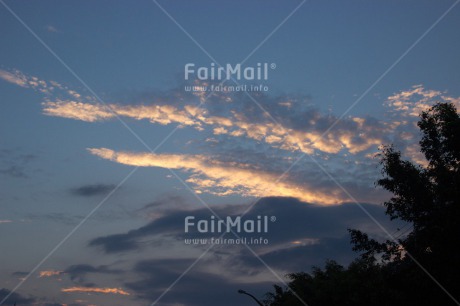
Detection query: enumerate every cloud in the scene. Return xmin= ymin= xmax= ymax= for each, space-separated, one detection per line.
xmin=93 ymin=197 xmax=402 ymax=305
xmin=235 ymin=235 xmax=354 ymax=272
xmin=43 ymin=100 xmax=114 ymax=122
xmin=0 ymin=69 xmax=28 ymax=87
xmin=386 ymin=84 xmax=460 ymax=117
xmin=0 ymin=68 xmax=74 ymax=96
xmin=39 ymin=270 xmax=63 ymax=278
xmin=0 ymin=220 xmax=13 ymax=224
xmin=140 ymin=194 xmax=187 ymax=211
xmin=64 ymin=264 xmax=122 ymax=285
xmin=125 ymin=258 xmax=271 ymax=306
xmin=0 ymin=288 xmax=35 ymax=305
xmin=89 ymin=197 xmax=399 ymax=254
xmin=12 ymin=271 xmax=29 ymax=277
xmin=39 ymin=81 xmax=459 ymax=169
xmin=34 ymin=77 xmax=391 ymax=157
xmin=70 ymin=184 xmax=116 ymax=197
xmin=6 ymin=67 xmax=459 ymax=160
xmin=8 ymin=67 xmax=456 ymax=203
xmin=0 ymin=150 xmax=38 ymax=179
xmin=61 ymin=287 xmax=130 ymax=296
xmin=42 ymin=98 xmax=390 ymax=156
xmin=88 ymin=148 xmax=345 ymax=204
xmin=0 ymin=166 xmax=29 ymax=178
xmin=45 ymin=25 xmax=59 ymax=33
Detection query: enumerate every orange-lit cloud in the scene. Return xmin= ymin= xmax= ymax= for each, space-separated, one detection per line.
xmin=4 ymin=68 xmax=459 ymax=161
xmin=43 ymin=100 xmax=113 ymax=122
xmin=1 ymin=69 xmax=394 ymax=157
xmin=0 ymin=69 xmax=28 ymax=87
xmin=61 ymin=287 xmax=130 ymax=296
xmin=0 ymin=69 xmax=66 ymax=95
xmin=89 ymin=147 xmax=345 ymax=205
xmin=43 ymin=99 xmax=389 ymax=156
xmin=404 ymin=143 xmax=428 ymax=167
xmin=39 ymin=270 xmax=62 ymax=277
xmin=5 ymin=68 xmax=452 ymax=197
xmin=387 ymin=85 xmax=460 ymax=117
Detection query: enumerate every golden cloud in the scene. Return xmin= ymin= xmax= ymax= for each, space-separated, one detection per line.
xmin=43 ymin=99 xmax=388 ymax=156
xmin=61 ymin=287 xmax=130 ymax=296
xmin=0 ymin=69 xmax=28 ymax=87
xmin=43 ymin=101 xmax=113 ymax=122
xmin=39 ymin=270 xmax=62 ymax=277
xmin=89 ymin=148 xmax=345 ymax=205
xmin=386 ymin=85 xmax=460 ymax=117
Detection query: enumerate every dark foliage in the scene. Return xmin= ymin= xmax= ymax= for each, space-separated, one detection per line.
xmin=263 ymin=103 xmax=460 ymax=306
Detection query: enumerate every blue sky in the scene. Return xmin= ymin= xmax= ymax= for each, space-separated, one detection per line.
xmin=1 ymin=1 xmax=460 ymax=305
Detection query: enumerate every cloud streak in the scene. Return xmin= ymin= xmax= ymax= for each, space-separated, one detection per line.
xmin=39 ymin=270 xmax=62 ymax=278
xmin=61 ymin=287 xmax=130 ymax=296
xmin=89 ymin=147 xmax=345 ymax=204
xmin=43 ymin=99 xmax=390 ymax=156
xmin=386 ymin=84 xmax=460 ymax=117
xmin=70 ymin=184 xmax=116 ymax=197
xmin=6 ymin=68 xmax=458 ymax=203
xmin=0 ymin=69 xmax=28 ymax=87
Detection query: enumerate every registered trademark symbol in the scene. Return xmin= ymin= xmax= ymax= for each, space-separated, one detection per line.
xmin=270 ymin=216 xmax=276 ymax=222
xmin=270 ymin=63 xmax=276 ymax=69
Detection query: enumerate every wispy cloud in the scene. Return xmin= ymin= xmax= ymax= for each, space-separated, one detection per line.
xmin=39 ymin=270 xmax=62 ymax=278
xmin=387 ymin=84 xmax=460 ymax=117
xmin=42 ymin=99 xmax=390 ymax=156
xmin=0 ymin=149 xmax=39 ymax=179
xmin=43 ymin=100 xmax=113 ymax=122
xmin=0 ymin=69 xmax=28 ymax=87
xmin=70 ymin=184 xmax=116 ymax=197
xmin=63 ymin=264 xmax=123 ymax=286
xmin=0 ymin=69 xmax=66 ymax=95
xmin=8 ymin=68 xmax=455 ymax=161
xmin=0 ymin=288 xmax=35 ymax=305
xmin=89 ymin=148 xmax=345 ymax=205
xmin=5 ymin=68 xmax=458 ymax=203
xmin=61 ymin=287 xmax=130 ymax=296
xmin=45 ymin=25 xmax=59 ymax=33
xmin=0 ymin=220 xmax=12 ymax=224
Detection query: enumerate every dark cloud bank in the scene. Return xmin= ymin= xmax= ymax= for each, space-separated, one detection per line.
xmin=83 ymin=197 xmax=403 ymax=305
xmin=70 ymin=184 xmax=116 ymax=197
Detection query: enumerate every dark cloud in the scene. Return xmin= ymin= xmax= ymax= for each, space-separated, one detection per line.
xmin=140 ymin=194 xmax=186 ymax=210
xmin=0 ymin=165 xmax=28 ymax=178
xmin=0 ymin=288 xmax=35 ymax=305
xmin=89 ymin=197 xmax=401 ymax=253
xmin=125 ymin=258 xmax=272 ymax=306
xmin=87 ymin=197 xmax=405 ymax=305
xmin=235 ymin=236 xmax=355 ymax=272
xmin=88 ymin=203 xmax=242 ymax=253
xmin=0 ymin=149 xmax=38 ymax=179
xmin=64 ymin=264 xmax=123 ymax=285
xmin=28 ymin=212 xmax=81 ymax=225
xmin=11 ymin=271 xmax=29 ymax=278
xmin=26 ymin=209 xmax=138 ymax=225
xmin=70 ymin=184 xmax=116 ymax=197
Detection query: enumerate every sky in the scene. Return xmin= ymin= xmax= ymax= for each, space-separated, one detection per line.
xmin=1 ymin=0 xmax=460 ymax=305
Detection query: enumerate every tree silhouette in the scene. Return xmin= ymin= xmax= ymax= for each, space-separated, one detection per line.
xmin=263 ymin=102 xmax=460 ymax=305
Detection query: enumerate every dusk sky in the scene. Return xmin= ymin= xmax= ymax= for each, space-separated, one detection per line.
xmin=1 ymin=1 xmax=460 ymax=305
